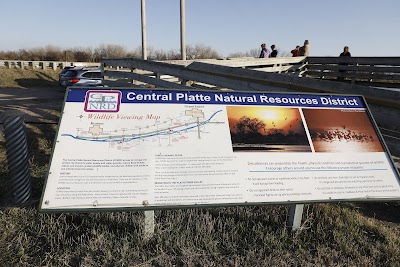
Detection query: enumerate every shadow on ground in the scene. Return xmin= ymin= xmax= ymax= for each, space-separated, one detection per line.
xmin=0 ymin=87 xmax=64 ymax=123
xmin=16 ymin=78 xmax=58 ymax=88
xmin=342 ymin=202 xmax=400 ymax=225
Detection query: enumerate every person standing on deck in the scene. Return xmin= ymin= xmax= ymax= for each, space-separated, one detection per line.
xmin=338 ymin=46 xmax=351 ymax=80
xmin=291 ymin=45 xmax=301 ymax=57
xmin=259 ymin=43 xmax=270 ymax=58
xmin=270 ymin=45 xmax=278 ymax=57
xmin=340 ymin=46 xmax=351 ymax=57
xmin=299 ymin=40 xmax=310 ymax=56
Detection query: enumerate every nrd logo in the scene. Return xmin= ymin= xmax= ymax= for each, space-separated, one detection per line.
xmin=84 ymin=90 xmax=122 ymax=112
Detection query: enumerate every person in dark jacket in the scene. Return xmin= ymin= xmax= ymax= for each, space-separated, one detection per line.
xmin=270 ymin=45 xmax=278 ymax=57
xmin=340 ymin=46 xmax=351 ymax=57
xmin=338 ymin=46 xmax=351 ymax=80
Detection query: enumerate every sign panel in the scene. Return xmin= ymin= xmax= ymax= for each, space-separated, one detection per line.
xmin=40 ymin=88 xmax=400 ymax=211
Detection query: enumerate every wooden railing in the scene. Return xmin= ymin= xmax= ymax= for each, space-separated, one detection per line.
xmin=160 ymin=57 xmax=308 ymax=73
xmin=103 ymin=57 xmax=400 ymax=156
xmin=157 ymin=57 xmax=400 ymax=89
xmin=305 ymin=57 xmax=400 ymax=88
xmin=102 ymin=56 xmax=400 ymax=88
xmin=102 ymin=57 xmax=308 ymax=89
xmin=101 ymin=57 xmax=398 ymax=96
xmin=2 ymin=57 xmax=400 ymax=89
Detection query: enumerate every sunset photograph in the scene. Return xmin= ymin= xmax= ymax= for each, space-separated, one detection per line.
xmin=302 ymin=109 xmax=384 ymax=152
xmin=226 ymin=106 xmax=311 ymax=152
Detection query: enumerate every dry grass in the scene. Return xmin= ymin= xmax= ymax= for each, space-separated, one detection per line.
xmin=0 ymin=68 xmax=59 ymax=88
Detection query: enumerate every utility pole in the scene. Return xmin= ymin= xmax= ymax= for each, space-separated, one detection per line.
xmin=142 ymin=0 xmax=152 ymax=235
xmin=141 ymin=0 xmax=147 ymax=60
xmin=180 ymin=0 xmax=186 ymax=60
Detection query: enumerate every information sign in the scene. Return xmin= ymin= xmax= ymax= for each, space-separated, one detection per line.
xmin=40 ymin=88 xmax=400 ymax=211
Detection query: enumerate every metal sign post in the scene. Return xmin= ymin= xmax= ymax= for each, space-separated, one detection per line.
xmin=144 ymin=210 xmax=155 ymax=239
xmin=288 ymin=204 xmax=304 ymax=230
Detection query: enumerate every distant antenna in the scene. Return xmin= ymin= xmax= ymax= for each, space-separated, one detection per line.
xmin=140 ymin=0 xmax=186 ymax=61
xmin=180 ymin=0 xmax=186 ymax=60
xmin=141 ymin=0 xmax=147 ymax=60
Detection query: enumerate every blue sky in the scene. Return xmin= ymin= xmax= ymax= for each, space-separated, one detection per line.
xmin=1 ymin=0 xmax=400 ymax=57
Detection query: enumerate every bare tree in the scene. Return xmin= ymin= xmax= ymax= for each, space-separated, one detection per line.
xmin=248 ymin=48 xmax=260 ymax=57
xmin=236 ymin=116 xmax=266 ymax=134
xmin=186 ymin=43 xmax=220 ymax=59
xmin=278 ymin=50 xmax=291 ymax=57
xmin=0 ymin=50 xmax=18 ymax=60
xmin=72 ymin=47 xmax=95 ymax=62
xmin=166 ymin=49 xmax=181 ymax=60
xmin=43 ymin=45 xmax=63 ymax=61
xmin=94 ymin=44 xmax=127 ymax=61
xmin=228 ymin=48 xmax=259 ymax=58
xmin=29 ymin=47 xmax=46 ymax=61
xmin=127 ymin=46 xmax=142 ymax=58
xmin=16 ymin=49 xmax=32 ymax=60
xmin=2 ymin=43 xmax=295 ymax=62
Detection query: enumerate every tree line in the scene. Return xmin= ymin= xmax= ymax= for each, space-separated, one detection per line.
xmin=0 ymin=44 xmax=289 ymax=62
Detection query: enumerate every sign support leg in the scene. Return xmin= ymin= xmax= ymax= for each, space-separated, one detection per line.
xmin=288 ymin=204 xmax=304 ymax=231
xmin=144 ymin=210 xmax=155 ymax=239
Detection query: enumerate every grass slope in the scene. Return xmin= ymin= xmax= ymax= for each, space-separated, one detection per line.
xmin=0 ymin=68 xmax=59 ymax=88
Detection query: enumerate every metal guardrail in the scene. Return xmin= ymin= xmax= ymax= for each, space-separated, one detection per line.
xmin=0 ymin=60 xmax=100 ymax=70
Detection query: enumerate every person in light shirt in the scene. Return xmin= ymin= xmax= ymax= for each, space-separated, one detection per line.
xmin=259 ymin=43 xmax=270 ymax=58
xmin=299 ymin=40 xmax=310 ymax=56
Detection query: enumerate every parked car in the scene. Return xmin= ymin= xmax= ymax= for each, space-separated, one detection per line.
xmin=58 ymin=66 xmax=79 ymax=85
xmin=59 ymin=65 xmax=77 ymax=77
xmin=59 ymin=67 xmax=103 ymax=88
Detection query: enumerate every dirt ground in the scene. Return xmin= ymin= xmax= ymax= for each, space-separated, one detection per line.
xmin=0 ymin=87 xmax=64 ymax=123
